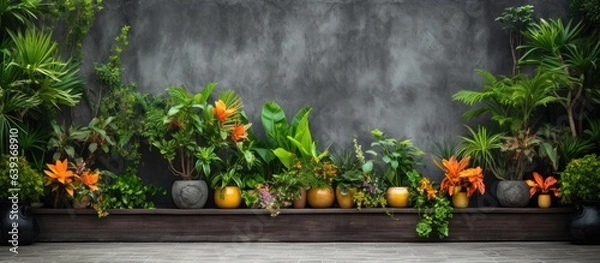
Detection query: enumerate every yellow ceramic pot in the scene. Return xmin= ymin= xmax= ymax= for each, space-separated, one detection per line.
xmin=386 ymin=187 xmax=410 ymax=208
xmin=537 ymin=194 xmax=551 ymax=209
xmin=307 ymin=187 xmax=335 ymax=208
xmin=452 ymin=192 xmax=469 ymax=208
xmin=214 ymin=186 xmax=242 ymax=209
xmin=335 ymin=187 xmax=356 ymax=209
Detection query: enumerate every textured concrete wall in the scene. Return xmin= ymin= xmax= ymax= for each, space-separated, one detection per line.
xmin=81 ymin=0 xmax=567 ymax=207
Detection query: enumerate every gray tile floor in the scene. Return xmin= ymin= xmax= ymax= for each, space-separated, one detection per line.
xmin=1 ymin=242 xmax=599 ymax=262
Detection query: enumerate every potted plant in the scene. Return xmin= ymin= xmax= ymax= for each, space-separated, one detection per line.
xmin=257 ymin=169 xmax=307 ymax=216
xmin=331 ymin=148 xmax=362 ymax=209
xmin=143 ymin=84 xmax=239 ymax=208
xmin=367 ymin=129 xmax=424 ymax=208
xmin=525 ymin=172 xmax=559 ymax=208
xmin=560 ymin=154 xmax=600 ymax=244
xmin=350 ymin=138 xmax=387 ymax=210
xmin=43 ymin=158 xmax=105 ymax=217
xmin=435 ymin=155 xmax=485 ymax=208
xmin=493 ymin=129 xmax=543 ymax=207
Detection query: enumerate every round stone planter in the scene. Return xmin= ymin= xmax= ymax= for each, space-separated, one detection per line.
xmin=496 ymin=180 xmax=530 ymax=207
xmin=1 ymin=202 xmax=39 ymax=246
xmin=172 ymin=180 xmax=209 ymax=209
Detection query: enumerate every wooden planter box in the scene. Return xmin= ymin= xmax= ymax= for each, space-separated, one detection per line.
xmin=33 ymin=207 xmax=571 ymax=242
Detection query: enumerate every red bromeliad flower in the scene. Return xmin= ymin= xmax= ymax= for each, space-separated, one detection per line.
xmin=526 ymin=172 xmax=559 ymax=197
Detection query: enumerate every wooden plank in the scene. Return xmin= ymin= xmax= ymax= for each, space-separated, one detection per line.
xmin=32 ymin=208 xmax=571 ymax=242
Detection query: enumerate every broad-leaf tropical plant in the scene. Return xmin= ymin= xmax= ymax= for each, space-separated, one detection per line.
xmin=526 ymin=172 xmax=559 ymax=197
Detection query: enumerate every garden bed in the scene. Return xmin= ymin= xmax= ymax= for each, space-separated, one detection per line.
xmin=33 ymin=207 xmax=571 ymax=242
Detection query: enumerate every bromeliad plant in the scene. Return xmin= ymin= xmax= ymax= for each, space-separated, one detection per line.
xmin=435 ymin=155 xmax=485 ymax=197
xmin=43 ymin=158 xmax=105 ymax=216
xmin=526 ymin=172 xmax=559 ymax=198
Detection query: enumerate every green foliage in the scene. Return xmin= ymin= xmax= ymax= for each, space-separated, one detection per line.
xmin=94 ymin=25 xmax=152 ymax=173
xmin=331 ymin=148 xmax=363 ymax=195
xmin=520 ymin=18 xmax=600 ymax=137
xmin=569 ymin=0 xmax=600 ymax=36
xmin=366 ymin=129 xmax=424 ymax=187
xmin=47 ymin=117 xmax=116 ymax=166
xmin=458 ymin=126 xmax=502 ymax=173
xmin=453 ymin=69 xmax=561 ymax=132
xmin=407 ymin=170 xmax=453 ymax=239
xmin=258 ymin=170 xmax=306 ymax=216
xmin=560 ymin=154 xmax=600 ymax=203
xmin=1 ymin=27 xmax=83 ymax=156
xmin=349 ymin=137 xmax=387 ymax=209
xmin=496 ymin=5 xmax=535 ymax=33
xmin=49 ymin=0 xmax=104 ymax=56
xmin=98 ymin=172 xmax=165 ymax=209
xmin=0 ymin=0 xmax=43 ymax=38
xmin=0 ymin=154 xmax=44 ymax=203
xmin=495 ymin=5 xmax=535 ymax=75
xmin=431 ymin=140 xmax=460 ymax=165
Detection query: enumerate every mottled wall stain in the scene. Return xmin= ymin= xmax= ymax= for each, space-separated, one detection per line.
xmin=81 ymin=0 xmax=566 ymax=206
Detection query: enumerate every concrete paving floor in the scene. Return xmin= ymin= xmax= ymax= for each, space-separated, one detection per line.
xmin=1 ymin=242 xmax=599 ymax=262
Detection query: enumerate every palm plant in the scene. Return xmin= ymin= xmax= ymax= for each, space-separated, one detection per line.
xmin=0 ymin=0 xmax=43 ymax=38
xmin=453 ymin=69 xmax=560 ymax=132
xmin=520 ymin=18 xmax=600 ymax=137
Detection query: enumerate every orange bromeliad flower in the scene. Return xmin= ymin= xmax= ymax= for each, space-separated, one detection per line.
xmin=436 ymin=155 xmax=470 ymax=196
xmin=80 ymin=170 xmax=100 ymax=191
xmin=44 ymin=159 xmax=78 ymax=197
xmin=231 ymin=123 xmax=250 ymax=142
xmin=213 ymin=100 xmax=239 ymax=123
xmin=458 ymin=167 xmax=485 ymax=197
xmin=526 ymin=172 xmax=559 ymax=197
xmin=419 ymin=177 xmax=437 ymax=200
xmin=44 ymin=159 xmax=75 ymax=185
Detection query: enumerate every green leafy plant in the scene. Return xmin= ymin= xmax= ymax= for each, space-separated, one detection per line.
xmin=560 ymin=154 xmax=600 ymax=203
xmin=143 ymin=84 xmax=245 ymax=180
xmin=495 ymin=5 xmax=535 ymax=75
xmin=47 ymin=117 xmax=117 ymax=166
xmin=366 ymin=129 xmax=424 ymax=187
xmin=97 ymin=172 xmax=165 ymax=210
xmin=0 ymin=155 xmax=44 ymax=204
xmin=457 ymin=126 xmax=502 ymax=171
xmin=350 ymin=138 xmax=387 ymax=209
xmin=49 ymin=0 xmax=104 ymax=56
xmin=520 ymin=18 xmax=600 ymax=137
xmin=453 ymin=69 xmax=560 ymax=132
xmin=407 ymin=170 xmax=453 ymax=239
xmin=0 ymin=0 xmax=43 ymax=38
xmin=258 ymin=170 xmax=307 ymax=216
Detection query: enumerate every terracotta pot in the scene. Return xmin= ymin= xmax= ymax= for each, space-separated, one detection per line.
xmin=214 ymin=186 xmax=242 ymax=209
xmin=386 ymin=187 xmax=410 ymax=208
xmin=307 ymin=187 xmax=335 ymax=208
xmin=452 ymin=192 xmax=469 ymax=208
xmin=293 ymin=189 xmax=308 ymax=208
xmin=335 ymin=187 xmax=356 ymax=209
xmin=537 ymin=194 xmax=551 ymax=209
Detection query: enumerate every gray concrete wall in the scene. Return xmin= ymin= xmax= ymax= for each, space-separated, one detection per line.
xmin=80 ymin=0 xmax=567 ymax=207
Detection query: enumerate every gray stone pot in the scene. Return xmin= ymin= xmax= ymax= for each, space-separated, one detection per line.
xmin=496 ymin=180 xmax=530 ymax=207
xmin=172 ymin=180 xmax=209 ymax=209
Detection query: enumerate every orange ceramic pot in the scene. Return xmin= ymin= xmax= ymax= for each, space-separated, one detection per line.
xmin=452 ymin=192 xmax=469 ymax=208
xmin=293 ymin=189 xmax=308 ymax=208
xmin=335 ymin=187 xmax=356 ymax=209
xmin=538 ymin=194 xmax=551 ymax=208
xmin=386 ymin=187 xmax=410 ymax=208
xmin=214 ymin=186 xmax=242 ymax=209
xmin=307 ymin=187 xmax=335 ymax=208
